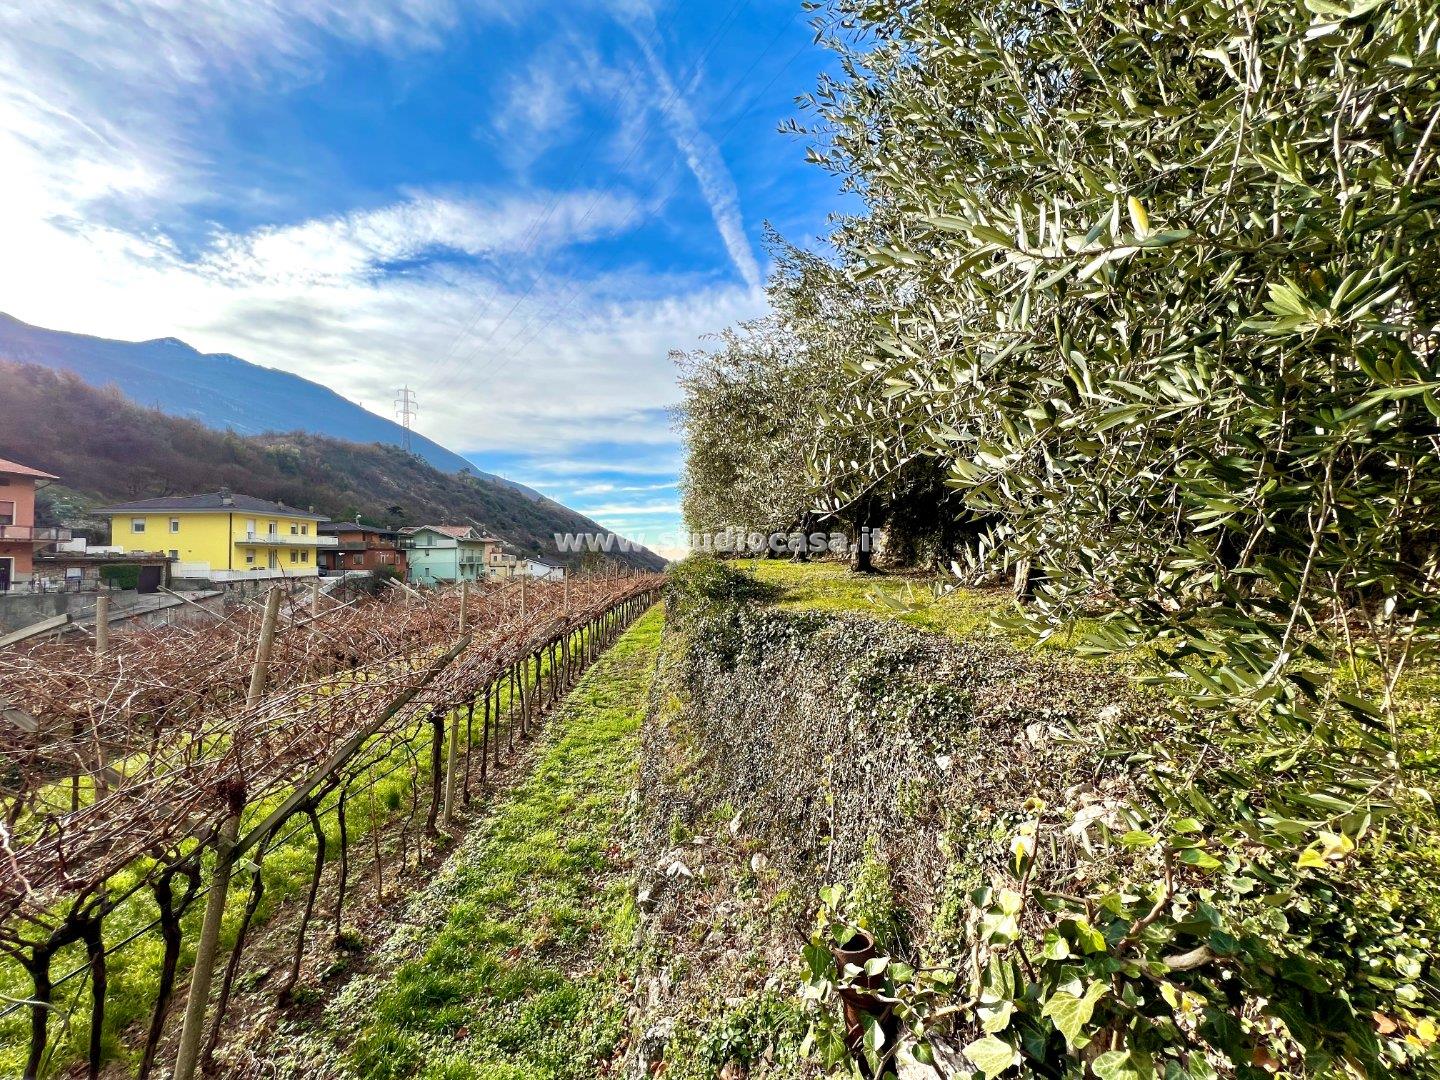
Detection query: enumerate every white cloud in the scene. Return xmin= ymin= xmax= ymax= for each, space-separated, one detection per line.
xmin=200 ymin=190 xmax=640 ymax=287
xmin=0 ymin=0 xmax=784 ymax=545
xmin=630 ymin=33 xmax=763 ymax=292
xmin=570 ymin=480 xmax=675 ymax=495
xmin=580 ymin=501 xmax=681 ymax=516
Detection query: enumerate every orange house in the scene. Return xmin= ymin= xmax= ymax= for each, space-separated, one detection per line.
xmin=0 ymin=457 xmax=70 ymax=592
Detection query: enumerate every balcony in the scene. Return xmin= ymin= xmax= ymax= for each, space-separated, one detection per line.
xmin=0 ymin=524 xmax=72 ymax=543
xmin=239 ymin=532 xmax=339 ymax=548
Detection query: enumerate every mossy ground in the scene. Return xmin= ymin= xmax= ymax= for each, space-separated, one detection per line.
xmin=737 ymin=558 xmax=1011 ymax=641
xmin=318 ymin=605 xmax=665 ymax=1080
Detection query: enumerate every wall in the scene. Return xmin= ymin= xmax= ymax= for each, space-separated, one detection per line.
xmin=647 ymin=571 xmax=1160 ymax=949
xmin=0 ymin=474 xmax=38 ymax=530
xmin=0 ymin=474 xmax=39 ymax=582
xmin=405 ymin=539 xmax=458 ymax=583
xmin=113 ymin=511 xmax=321 ymax=577
xmin=0 ymin=588 xmax=224 ymax=633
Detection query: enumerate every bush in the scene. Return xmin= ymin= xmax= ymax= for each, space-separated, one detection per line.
xmin=99 ymin=563 xmax=141 ymax=591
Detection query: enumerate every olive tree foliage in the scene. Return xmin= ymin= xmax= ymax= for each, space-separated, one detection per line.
xmin=804 ymin=0 xmax=1440 ymax=723
xmin=763 ymin=1 xmax=1440 ymax=1075
xmin=676 ymin=245 xmax=968 ymax=563
xmin=675 ymin=318 xmax=836 ymax=540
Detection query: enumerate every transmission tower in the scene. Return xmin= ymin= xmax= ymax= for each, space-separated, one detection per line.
xmin=394 ymin=386 xmax=419 ymax=452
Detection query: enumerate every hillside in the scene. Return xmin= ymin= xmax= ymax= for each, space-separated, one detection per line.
xmin=0 ymin=311 xmax=536 ymax=493
xmin=0 ymin=360 xmax=664 ymax=570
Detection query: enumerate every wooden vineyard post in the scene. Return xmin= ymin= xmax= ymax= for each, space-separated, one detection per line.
xmin=93 ymin=594 xmax=110 ymax=664
xmin=520 ymin=574 xmax=527 ymax=617
xmin=173 ymin=585 xmax=278 ymax=1080
xmin=172 ymin=788 xmax=243 ymax=1080
xmin=459 ymin=579 xmax=470 ymax=635
xmin=427 ymin=709 xmax=444 ymax=836
xmin=245 ymin=587 xmax=284 ymax=709
xmin=311 ymin=578 xmax=321 ymax=613
xmin=480 ymin=683 xmax=492 ymax=783
xmin=443 ymin=703 xmax=459 ymax=827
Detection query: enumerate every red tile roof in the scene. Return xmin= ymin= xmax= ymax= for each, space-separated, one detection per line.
xmin=399 ymin=524 xmax=483 ymax=540
xmin=0 ymin=457 xmax=58 ymax=480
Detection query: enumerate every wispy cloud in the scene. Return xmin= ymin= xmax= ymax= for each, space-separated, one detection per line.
xmin=201 ymin=189 xmax=639 ymax=287
xmin=0 ymin=0 xmax=824 ymax=549
xmin=570 ymin=480 xmax=676 ymax=496
xmin=630 ymin=31 xmax=762 ymax=291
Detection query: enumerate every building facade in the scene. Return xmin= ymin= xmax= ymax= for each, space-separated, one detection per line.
xmin=318 ymin=522 xmax=407 ymax=577
xmin=0 ymin=457 xmax=71 ymax=592
xmin=519 ymin=558 xmax=563 ymax=580
xmin=101 ymin=490 xmax=335 ymax=582
xmin=400 ymin=525 xmax=503 ymax=584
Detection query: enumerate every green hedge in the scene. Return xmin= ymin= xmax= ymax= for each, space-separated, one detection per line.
xmin=98 ymin=564 xmax=142 ymax=591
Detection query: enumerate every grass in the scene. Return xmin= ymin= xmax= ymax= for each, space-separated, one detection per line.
xmin=738 ymin=558 xmax=1009 ymax=637
xmin=335 ymin=604 xmax=665 ymax=1080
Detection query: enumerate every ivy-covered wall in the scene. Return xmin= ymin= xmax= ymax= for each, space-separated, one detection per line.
xmin=644 ymin=597 xmax=1160 ymax=947
xmin=637 ymin=560 xmax=1440 ymax=1080
xmin=627 ymin=559 xmax=1168 ymax=1078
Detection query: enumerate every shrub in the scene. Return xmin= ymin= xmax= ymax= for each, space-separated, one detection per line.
xmin=99 ymin=563 xmax=141 ymax=591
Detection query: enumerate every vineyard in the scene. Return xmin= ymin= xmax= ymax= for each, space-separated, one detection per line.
xmin=0 ymin=572 xmax=662 ymax=1079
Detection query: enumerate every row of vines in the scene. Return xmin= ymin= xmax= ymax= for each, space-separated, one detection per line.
xmin=0 ymin=571 xmax=662 ymax=1078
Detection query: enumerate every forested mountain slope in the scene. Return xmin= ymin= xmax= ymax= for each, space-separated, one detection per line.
xmin=0 ymin=311 xmax=518 ymax=486
xmin=0 ymin=361 xmax=664 ymax=570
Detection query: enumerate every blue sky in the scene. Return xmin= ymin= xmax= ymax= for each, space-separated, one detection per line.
xmin=0 ymin=1 xmax=851 ymax=558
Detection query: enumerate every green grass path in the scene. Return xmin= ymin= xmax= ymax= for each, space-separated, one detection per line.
xmin=337 ymin=604 xmax=664 ymax=1080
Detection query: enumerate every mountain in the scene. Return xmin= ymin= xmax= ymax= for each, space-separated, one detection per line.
xmin=0 ymin=360 xmax=666 ymax=570
xmin=0 ymin=311 xmax=539 ymax=496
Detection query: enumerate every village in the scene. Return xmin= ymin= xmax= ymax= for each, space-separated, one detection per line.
xmin=0 ymin=454 xmax=563 ymax=632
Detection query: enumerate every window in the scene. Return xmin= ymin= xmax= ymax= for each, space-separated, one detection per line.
xmin=170 ymin=518 xmax=181 ymax=533
xmin=268 ymin=522 xmax=278 ymax=536
xmin=131 ymin=518 xmax=146 ymax=533
xmin=290 ymin=524 xmax=298 ymax=535
xmin=301 ymin=524 xmax=309 ymax=535
xmin=245 ymin=549 xmax=256 ymax=565
xmin=290 ymin=550 xmax=299 ymax=563
xmin=301 ymin=550 xmax=309 ymax=564
xmin=0 ymin=501 xmax=13 ymax=526
xmin=168 ymin=549 xmax=179 ymax=560
xmin=246 ymin=519 xmax=257 ymax=535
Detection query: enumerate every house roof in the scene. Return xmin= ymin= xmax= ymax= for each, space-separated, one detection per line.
xmin=399 ymin=524 xmax=501 ymax=542
xmin=319 ymin=522 xmax=396 ymax=536
xmin=0 ymin=456 xmax=59 ymax=481
xmin=98 ymin=491 xmax=328 ymax=519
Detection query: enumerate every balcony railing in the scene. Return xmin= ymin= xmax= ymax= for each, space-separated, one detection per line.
xmin=0 ymin=524 xmax=72 ymax=542
xmin=240 ymin=532 xmax=339 ymax=547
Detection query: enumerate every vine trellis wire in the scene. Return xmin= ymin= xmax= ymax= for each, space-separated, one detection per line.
xmin=0 ymin=569 xmax=663 ymax=1079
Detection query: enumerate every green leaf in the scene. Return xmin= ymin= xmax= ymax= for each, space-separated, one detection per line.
xmin=964 ymin=1035 xmax=1019 ymax=1078
xmin=1091 ymin=1050 xmax=1155 ymax=1080
xmin=1042 ymin=981 xmax=1109 ymax=1047
xmin=1062 ymin=917 xmax=1109 ymax=954
xmin=1179 ymin=847 xmax=1222 ymax=870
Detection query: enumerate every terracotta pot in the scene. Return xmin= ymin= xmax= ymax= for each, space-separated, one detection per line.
xmin=829 ymin=930 xmax=896 ymax=1073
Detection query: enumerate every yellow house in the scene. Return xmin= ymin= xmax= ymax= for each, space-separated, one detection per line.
xmin=101 ymin=489 xmax=335 ymax=582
